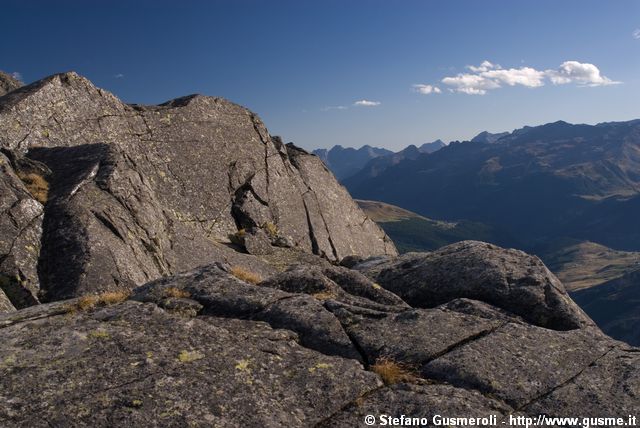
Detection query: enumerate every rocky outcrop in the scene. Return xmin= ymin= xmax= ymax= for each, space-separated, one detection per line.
xmin=1 ymin=247 xmax=637 ymax=427
xmin=0 ymin=151 xmax=43 ymax=308
xmin=0 ymin=71 xmax=22 ymax=96
xmin=352 ymin=241 xmax=594 ymax=330
xmin=0 ymin=72 xmax=395 ymax=304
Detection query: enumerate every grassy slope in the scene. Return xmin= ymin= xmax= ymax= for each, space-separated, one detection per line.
xmin=537 ymin=239 xmax=640 ymax=291
xmin=357 ymin=199 xmax=516 ymax=253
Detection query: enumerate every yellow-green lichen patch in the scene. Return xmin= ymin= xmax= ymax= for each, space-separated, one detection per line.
xmin=177 ymin=350 xmax=204 ymax=363
xmin=308 ymin=362 xmax=333 ymax=373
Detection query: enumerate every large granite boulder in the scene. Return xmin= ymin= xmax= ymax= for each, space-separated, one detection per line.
xmin=353 ymin=241 xmax=594 ymax=330
xmin=0 ymin=72 xmax=395 ymax=303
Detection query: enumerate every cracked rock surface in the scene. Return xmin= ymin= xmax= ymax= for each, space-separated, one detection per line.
xmin=0 ymin=72 xmax=395 ymax=305
xmin=1 ymin=255 xmax=638 ymax=427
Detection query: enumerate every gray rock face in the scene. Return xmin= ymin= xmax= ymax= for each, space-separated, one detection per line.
xmin=354 ymin=241 xmax=594 ymax=330
xmin=0 ymin=71 xmax=22 ymax=96
xmin=0 ymin=300 xmax=380 ymax=427
xmin=0 ymin=151 xmax=43 ymax=308
xmin=0 ymin=72 xmax=395 ymax=302
xmin=1 ymin=251 xmax=638 ymax=426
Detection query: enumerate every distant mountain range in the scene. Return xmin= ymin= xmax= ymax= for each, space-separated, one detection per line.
xmin=345 ymin=119 xmax=640 ymax=251
xmin=313 ymin=140 xmax=445 ymax=180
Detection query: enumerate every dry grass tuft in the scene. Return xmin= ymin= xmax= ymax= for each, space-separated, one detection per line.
xmin=370 ymin=356 xmax=418 ymax=385
xmin=67 ymin=289 xmax=131 ymax=313
xmin=228 ymin=228 xmax=246 ymax=246
xmin=262 ymin=221 xmax=278 ymax=238
xmin=164 ymin=287 xmax=191 ymax=299
xmin=230 ymin=266 xmax=262 ymax=285
xmin=312 ymin=291 xmax=337 ymax=301
xmin=17 ymin=172 xmax=49 ymax=204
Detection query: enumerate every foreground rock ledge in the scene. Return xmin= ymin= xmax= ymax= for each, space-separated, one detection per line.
xmin=1 ymin=248 xmax=638 ymax=427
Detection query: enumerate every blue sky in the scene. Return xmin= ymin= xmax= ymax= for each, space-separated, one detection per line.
xmin=2 ymin=0 xmax=639 ymax=151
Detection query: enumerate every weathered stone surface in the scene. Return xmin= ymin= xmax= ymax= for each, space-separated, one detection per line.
xmin=259 ymin=264 xmax=408 ymax=310
xmin=321 ymin=383 xmax=514 ymax=427
xmin=329 ymin=304 xmax=503 ymax=365
xmin=438 ymin=298 xmax=526 ymax=323
xmin=0 ymin=301 xmax=380 ymax=427
xmin=0 ymin=71 xmax=22 ymax=96
xmin=242 ymin=228 xmax=274 ymax=255
xmin=0 ymin=288 xmax=14 ymax=313
xmin=0 ymin=72 xmax=396 ymax=300
xmin=132 ymin=264 xmax=361 ymax=360
xmin=1 ymin=253 xmax=638 ymax=425
xmin=422 ymin=323 xmax=613 ymax=408
xmin=524 ymin=347 xmax=640 ymax=416
xmin=354 ymin=241 xmax=594 ymax=330
xmin=0 ymin=151 xmax=43 ymax=308
xmin=286 ymin=143 xmax=398 ymax=260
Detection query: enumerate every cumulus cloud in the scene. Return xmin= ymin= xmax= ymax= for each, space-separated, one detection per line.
xmin=547 ymin=61 xmax=619 ymax=86
xmin=10 ymin=72 xmax=23 ymax=82
xmin=633 ymin=29 xmax=640 ymax=39
xmin=353 ymin=100 xmax=381 ymax=107
xmin=413 ymin=84 xmax=441 ymax=94
xmin=418 ymin=60 xmax=620 ymax=95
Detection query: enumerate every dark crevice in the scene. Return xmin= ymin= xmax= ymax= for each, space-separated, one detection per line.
xmin=92 ymin=211 xmax=126 ymax=243
xmin=420 ymin=322 xmax=509 ymax=368
xmin=301 ymin=196 xmax=321 ymax=256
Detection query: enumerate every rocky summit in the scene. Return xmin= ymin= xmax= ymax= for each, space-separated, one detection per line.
xmin=0 ymin=73 xmax=638 ymax=427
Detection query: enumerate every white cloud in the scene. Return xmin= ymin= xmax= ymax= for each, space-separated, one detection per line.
xmin=321 ymin=105 xmax=348 ymax=111
xmin=424 ymin=60 xmax=620 ymax=95
xmin=413 ymin=84 xmax=441 ymax=94
xmin=482 ymin=67 xmax=546 ymax=87
xmin=353 ymin=100 xmax=381 ymax=107
xmin=441 ymin=73 xmax=500 ymax=95
xmin=10 ymin=72 xmax=23 ymax=82
xmin=633 ymin=29 xmax=640 ymax=39
xmin=546 ymin=61 xmax=620 ymax=86
xmin=114 ymin=73 xmax=124 ymax=79
xmin=466 ymin=60 xmax=499 ymax=73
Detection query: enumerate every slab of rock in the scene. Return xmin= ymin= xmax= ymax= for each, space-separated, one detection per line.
xmin=132 ymin=263 xmax=362 ymax=360
xmin=0 ymin=258 xmax=638 ymax=425
xmin=0 ymin=300 xmax=380 ymax=427
xmin=524 ymin=347 xmax=640 ymax=416
xmin=329 ymin=304 xmax=504 ymax=365
xmin=355 ymin=241 xmax=594 ymax=330
xmin=422 ymin=323 xmax=614 ymax=408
